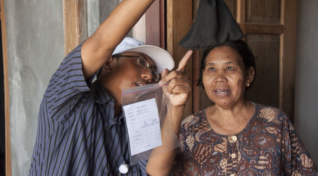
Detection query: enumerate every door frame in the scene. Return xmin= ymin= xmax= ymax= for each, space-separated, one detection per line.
xmin=1 ymin=0 xmax=11 ymax=174
xmin=236 ymin=0 xmax=298 ymax=121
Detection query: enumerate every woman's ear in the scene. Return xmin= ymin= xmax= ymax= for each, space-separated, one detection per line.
xmin=246 ymin=67 xmax=255 ymax=87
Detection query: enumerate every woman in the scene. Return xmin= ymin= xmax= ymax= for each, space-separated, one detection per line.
xmin=170 ymin=40 xmax=318 ymax=175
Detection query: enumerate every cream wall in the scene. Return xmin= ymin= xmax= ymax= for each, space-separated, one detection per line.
xmin=294 ymin=0 xmax=318 ymax=166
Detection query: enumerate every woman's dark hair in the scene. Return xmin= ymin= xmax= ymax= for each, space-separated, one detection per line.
xmin=197 ymin=39 xmax=256 ymax=88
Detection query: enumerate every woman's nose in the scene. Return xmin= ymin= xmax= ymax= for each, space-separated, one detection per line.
xmin=214 ymin=71 xmax=227 ymax=83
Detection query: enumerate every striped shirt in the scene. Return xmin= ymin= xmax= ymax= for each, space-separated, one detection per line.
xmin=29 ymin=43 xmax=148 ymax=176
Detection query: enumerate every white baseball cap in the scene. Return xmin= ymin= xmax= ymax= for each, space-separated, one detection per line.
xmin=113 ymin=37 xmax=175 ymax=73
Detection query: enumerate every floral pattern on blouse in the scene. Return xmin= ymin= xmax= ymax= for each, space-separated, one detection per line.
xmin=171 ymin=103 xmax=318 ymax=176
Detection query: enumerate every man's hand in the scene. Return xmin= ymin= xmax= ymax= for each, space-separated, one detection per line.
xmin=160 ymin=50 xmax=193 ymax=107
xmin=146 ymin=50 xmax=193 ymax=176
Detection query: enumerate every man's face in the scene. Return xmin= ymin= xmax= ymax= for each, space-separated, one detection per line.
xmin=102 ymin=52 xmax=158 ymax=99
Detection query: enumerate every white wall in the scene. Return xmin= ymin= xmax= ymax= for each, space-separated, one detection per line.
xmin=88 ymin=0 xmax=100 ymax=37
xmin=294 ymin=0 xmax=318 ymax=166
xmin=4 ymin=0 xmax=64 ymax=175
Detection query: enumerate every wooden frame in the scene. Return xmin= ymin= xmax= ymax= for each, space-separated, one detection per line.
xmin=159 ymin=0 xmax=165 ymax=49
xmin=63 ymin=0 xmax=164 ymax=52
xmin=63 ymin=0 xmax=88 ymax=56
xmin=145 ymin=0 xmax=161 ymax=47
xmin=167 ymin=0 xmax=193 ymax=118
xmin=147 ymin=0 xmax=165 ymax=48
xmin=236 ymin=0 xmax=297 ymax=120
xmin=1 ymin=0 xmax=11 ymax=175
xmin=245 ymin=23 xmax=284 ymax=34
xmin=279 ymin=0 xmax=298 ymax=121
xmin=130 ymin=0 xmax=163 ymax=48
xmin=237 ymin=0 xmax=246 ymax=34
xmin=192 ymin=50 xmax=200 ymax=113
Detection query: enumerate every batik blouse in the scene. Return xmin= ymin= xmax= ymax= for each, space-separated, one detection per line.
xmin=171 ymin=103 xmax=318 ymax=176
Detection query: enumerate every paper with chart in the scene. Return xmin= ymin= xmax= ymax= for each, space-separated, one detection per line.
xmin=123 ymin=98 xmax=162 ymax=156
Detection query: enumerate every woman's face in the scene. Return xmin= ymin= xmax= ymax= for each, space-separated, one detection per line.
xmin=202 ymin=46 xmax=254 ymax=108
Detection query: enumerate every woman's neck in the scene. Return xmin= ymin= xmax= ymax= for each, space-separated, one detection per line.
xmin=206 ymin=100 xmax=255 ymax=135
xmin=215 ymin=100 xmax=249 ymax=119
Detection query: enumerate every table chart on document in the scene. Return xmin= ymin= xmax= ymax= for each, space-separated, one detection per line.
xmin=139 ymin=119 xmax=161 ymax=146
xmin=123 ymin=98 xmax=162 ymax=156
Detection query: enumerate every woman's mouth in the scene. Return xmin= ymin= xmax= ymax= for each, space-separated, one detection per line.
xmin=214 ymin=89 xmax=230 ymax=96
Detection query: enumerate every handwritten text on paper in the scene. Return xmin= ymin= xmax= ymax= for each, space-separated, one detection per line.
xmin=123 ymin=98 xmax=162 ymax=156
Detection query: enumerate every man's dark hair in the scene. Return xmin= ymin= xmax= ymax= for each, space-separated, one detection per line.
xmin=197 ymin=39 xmax=256 ymax=88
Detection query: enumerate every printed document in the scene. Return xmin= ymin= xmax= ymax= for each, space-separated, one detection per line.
xmin=123 ymin=98 xmax=162 ymax=156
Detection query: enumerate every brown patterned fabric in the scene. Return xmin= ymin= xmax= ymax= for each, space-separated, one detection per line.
xmin=171 ymin=103 xmax=318 ymax=176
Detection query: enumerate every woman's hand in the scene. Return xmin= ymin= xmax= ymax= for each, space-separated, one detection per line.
xmin=160 ymin=50 xmax=193 ymax=107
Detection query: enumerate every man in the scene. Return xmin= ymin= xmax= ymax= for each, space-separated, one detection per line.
xmin=29 ymin=0 xmax=192 ymax=175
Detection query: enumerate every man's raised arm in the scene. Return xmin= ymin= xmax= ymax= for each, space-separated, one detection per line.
xmin=81 ymin=0 xmax=155 ymax=80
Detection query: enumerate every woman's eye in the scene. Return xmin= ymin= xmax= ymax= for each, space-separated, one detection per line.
xmin=208 ymin=67 xmax=216 ymax=71
xmin=226 ymin=67 xmax=233 ymax=70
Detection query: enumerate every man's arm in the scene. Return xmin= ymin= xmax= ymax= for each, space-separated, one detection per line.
xmin=81 ymin=0 xmax=155 ymax=80
xmin=146 ymin=51 xmax=193 ymax=175
xmin=146 ymin=106 xmax=185 ymax=176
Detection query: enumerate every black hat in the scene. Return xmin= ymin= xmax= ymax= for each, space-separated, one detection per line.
xmin=179 ymin=0 xmax=244 ymax=50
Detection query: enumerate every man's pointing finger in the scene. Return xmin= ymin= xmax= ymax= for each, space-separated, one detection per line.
xmin=176 ymin=50 xmax=193 ymax=72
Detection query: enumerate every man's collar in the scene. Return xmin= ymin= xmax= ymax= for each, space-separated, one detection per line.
xmin=94 ymin=80 xmax=114 ymax=104
xmin=93 ymin=80 xmax=126 ymax=123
